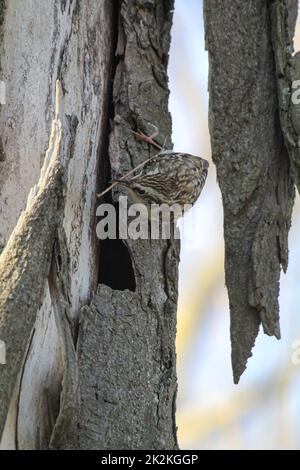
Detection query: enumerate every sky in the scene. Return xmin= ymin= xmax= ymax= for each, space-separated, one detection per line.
xmin=168 ymin=0 xmax=300 ymax=450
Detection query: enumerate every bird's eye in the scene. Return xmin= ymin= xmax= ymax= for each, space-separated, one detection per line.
xmin=135 ymin=188 xmax=146 ymax=195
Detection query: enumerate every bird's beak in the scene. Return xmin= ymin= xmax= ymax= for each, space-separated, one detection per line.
xmin=203 ymin=159 xmax=209 ymax=169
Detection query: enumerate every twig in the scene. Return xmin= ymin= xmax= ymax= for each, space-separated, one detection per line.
xmin=96 ymin=150 xmax=161 ymax=198
xmin=130 ymin=129 xmax=162 ymax=150
xmin=96 ymin=132 xmax=168 ymax=199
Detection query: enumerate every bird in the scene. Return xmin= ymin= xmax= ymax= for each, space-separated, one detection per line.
xmin=113 ymin=150 xmax=209 ymax=220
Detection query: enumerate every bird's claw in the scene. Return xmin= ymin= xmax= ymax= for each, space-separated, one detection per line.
xmin=131 ymin=129 xmax=163 ymax=151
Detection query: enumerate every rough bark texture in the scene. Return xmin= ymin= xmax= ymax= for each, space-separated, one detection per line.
xmin=286 ymin=0 xmax=299 ymax=38
xmin=0 ymin=0 xmax=177 ymax=450
xmin=270 ymin=1 xmax=300 ymax=193
xmin=75 ymin=0 xmax=178 ymax=450
xmin=77 ymin=286 xmax=177 ymax=449
xmin=204 ymin=0 xmax=296 ymax=383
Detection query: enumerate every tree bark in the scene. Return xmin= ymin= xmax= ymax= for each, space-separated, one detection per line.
xmin=0 ymin=0 xmax=177 ymax=449
xmin=204 ymin=0 xmax=296 ymax=383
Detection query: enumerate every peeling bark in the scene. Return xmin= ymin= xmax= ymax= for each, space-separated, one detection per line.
xmin=204 ymin=0 xmax=295 ymax=383
xmin=0 ymin=84 xmax=63 ymax=437
xmin=0 ymin=0 xmax=115 ymax=449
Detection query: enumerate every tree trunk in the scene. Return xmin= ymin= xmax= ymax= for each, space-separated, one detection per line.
xmin=0 ymin=0 xmax=177 ymax=450
xmin=204 ymin=0 xmax=296 ymax=383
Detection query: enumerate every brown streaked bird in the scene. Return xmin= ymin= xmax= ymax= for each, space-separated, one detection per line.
xmin=113 ymin=150 xmax=209 ymax=217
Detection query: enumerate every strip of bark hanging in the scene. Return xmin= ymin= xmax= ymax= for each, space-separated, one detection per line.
xmin=0 ymin=82 xmax=64 ymax=435
xmin=204 ymin=1 xmax=295 ymax=383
